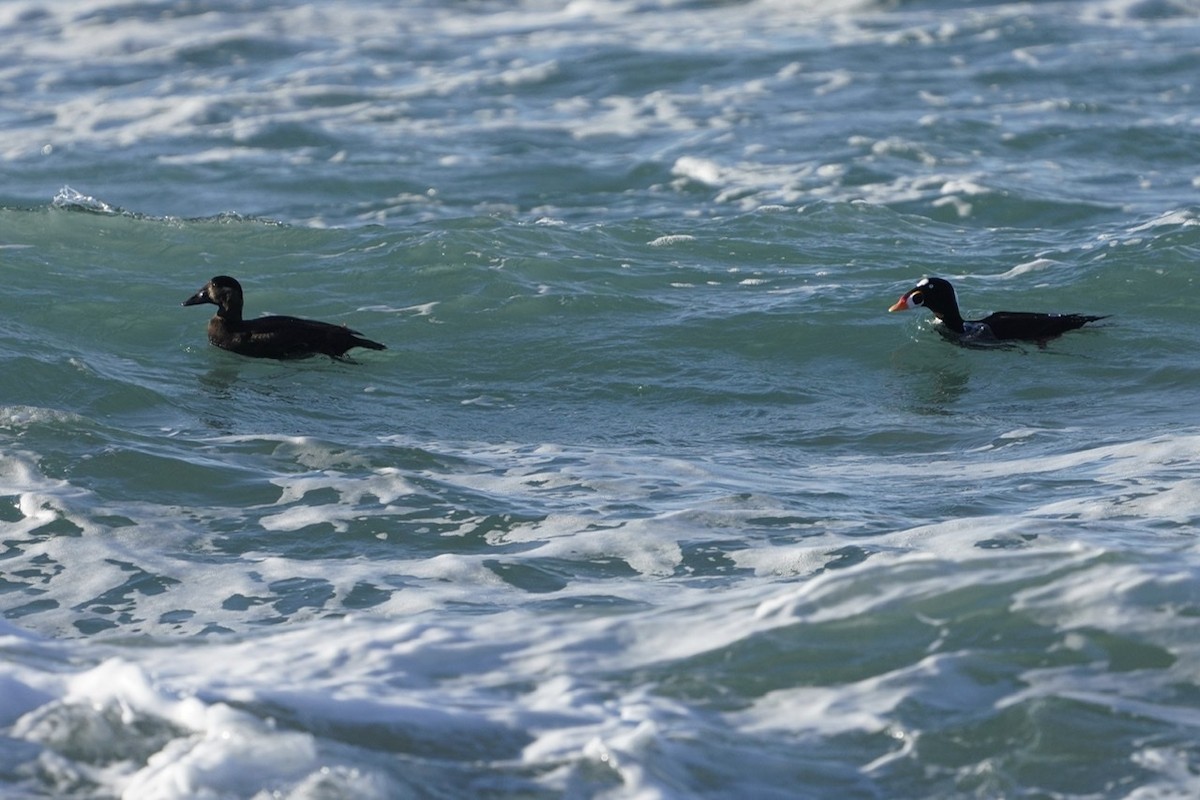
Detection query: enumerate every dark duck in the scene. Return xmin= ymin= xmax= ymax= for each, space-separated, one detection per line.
xmin=183 ymin=275 xmax=386 ymax=360
xmin=888 ymin=277 xmax=1107 ymax=345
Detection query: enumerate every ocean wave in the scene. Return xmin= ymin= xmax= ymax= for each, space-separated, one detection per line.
xmin=3 ymin=1 xmax=1200 ymax=796
xmin=5 ymin=537 xmax=1200 ymax=797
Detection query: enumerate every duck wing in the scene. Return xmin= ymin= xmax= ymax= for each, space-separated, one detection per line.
xmin=977 ymin=311 xmax=1108 ymax=342
xmin=238 ymin=315 xmax=385 ymax=359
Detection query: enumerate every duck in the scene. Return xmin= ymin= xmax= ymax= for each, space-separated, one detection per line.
xmin=183 ymin=275 xmax=386 ymax=360
xmin=888 ymin=277 xmax=1107 ymax=344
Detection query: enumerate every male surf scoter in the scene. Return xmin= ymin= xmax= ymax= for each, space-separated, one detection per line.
xmin=888 ymin=277 xmax=1107 ymax=345
xmin=183 ymin=275 xmax=386 ymax=360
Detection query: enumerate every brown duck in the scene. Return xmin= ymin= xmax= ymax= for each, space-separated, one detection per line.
xmin=183 ymin=275 xmax=385 ymax=360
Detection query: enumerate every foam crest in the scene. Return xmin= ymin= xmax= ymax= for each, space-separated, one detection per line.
xmin=12 ymin=657 xmax=328 ymax=799
xmin=263 ymin=467 xmax=420 ymax=532
xmin=525 ymin=517 xmax=685 ymax=578
xmin=2 ymin=449 xmax=102 ymax=540
xmin=996 ymin=257 xmax=1059 ymax=279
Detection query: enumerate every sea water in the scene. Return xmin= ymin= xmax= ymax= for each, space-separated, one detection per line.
xmin=3 ymin=1 xmax=1200 ymax=797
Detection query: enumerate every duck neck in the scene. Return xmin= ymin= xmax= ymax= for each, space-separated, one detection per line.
xmin=934 ymin=307 xmax=965 ymax=333
xmin=216 ymin=300 xmax=243 ymax=325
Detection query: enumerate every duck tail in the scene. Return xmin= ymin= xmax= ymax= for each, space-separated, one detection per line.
xmin=354 ymin=336 xmax=386 ymax=351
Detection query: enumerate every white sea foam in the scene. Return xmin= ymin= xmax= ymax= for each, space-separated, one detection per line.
xmin=5 ymin=424 xmax=1199 ymax=639
xmin=995 ymin=258 xmax=1060 ymax=279
xmin=2 ymin=513 xmax=1199 ymax=797
xmin=262 ymin=467 xmax=420 ymax=532
xmin=156 ymin=147 xmax=272 ymax=165
xmin=1 ymin=525 xmax=1173 ymax=791
xmin=672 ymin=156 xmax=724 ymax=187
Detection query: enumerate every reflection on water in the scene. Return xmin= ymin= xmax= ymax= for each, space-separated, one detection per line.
xmin=889 ymin=343 xmax=972 ymax=414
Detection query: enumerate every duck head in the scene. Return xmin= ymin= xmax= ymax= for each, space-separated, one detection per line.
xmin=183 ymin=276 xmax=244 ymax=316
xmin=888 ymin=277 xmax=961 ymax=321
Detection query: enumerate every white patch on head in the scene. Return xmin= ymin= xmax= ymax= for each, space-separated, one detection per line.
xmin=915 ymin=278 xmax=931 ymax=288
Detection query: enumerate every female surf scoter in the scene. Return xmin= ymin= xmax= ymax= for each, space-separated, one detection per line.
xmin=183 ymin=275 xmax=385 ymax=360
xmin=888 ymin=277 xmax=1107 ymax=344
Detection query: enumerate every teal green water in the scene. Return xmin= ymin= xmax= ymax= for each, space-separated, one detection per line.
xmin=3 ymin=2 xmax=1200 ymax=797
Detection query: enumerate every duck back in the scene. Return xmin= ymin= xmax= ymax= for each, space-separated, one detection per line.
xmin=209 ymin=314 xmax=386 ymax=359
